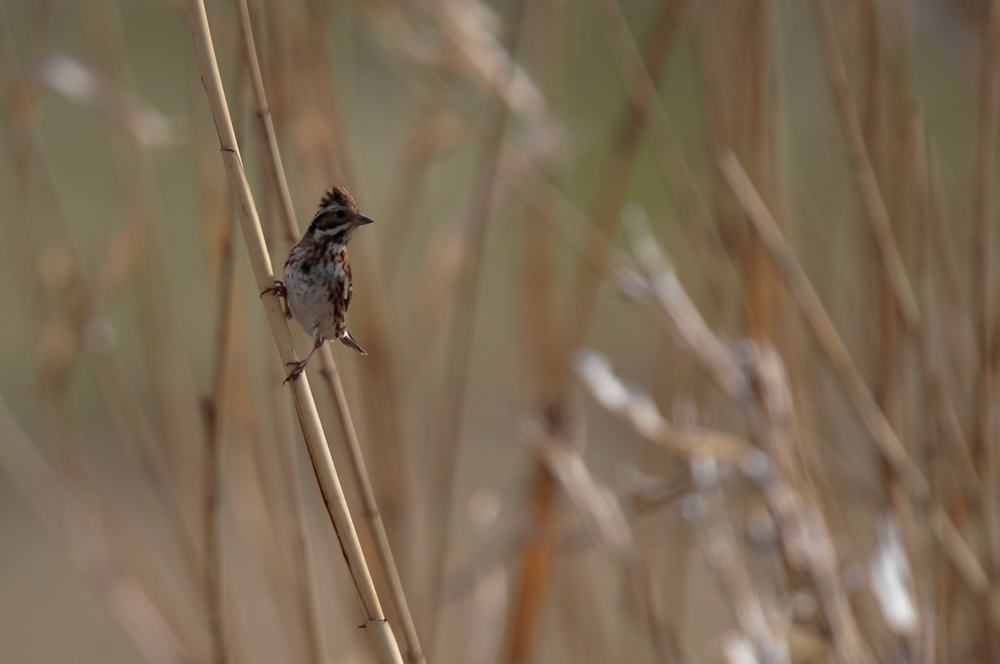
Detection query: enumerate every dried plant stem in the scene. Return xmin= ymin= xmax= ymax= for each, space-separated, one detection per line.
xmin=524 ymin=427 xmax=686 ymax=663
xmin=615 ymin=218 xmax=873 ymax=659
xmin=320 ymin=344 xmax=426 ymax=664
xmin=973 ymin=2 xmax=1000 ymax=627
xmin=186 ymin=2 xmax=403 ymax=661
xmin=858 ymin=8 xmax=923 ymax=650
xmin=286 ymin=0 xmax=413 ymax=572
xmin=234 ymin=1 xmax=423 ymax=660
xmin=813 ymin=0 xmax=918 ymax=328
xmin=431 ymin=46 xmax=520 ymax=659
xmin=720 ymin=153 xmax=927 ymax=498
xmin=566 ymin=0 xmax=687 ymax=352
xmin=911 ymin=121 xmax=976 ymax=478
xmin=598 ymin=0 xmax=737 ymax=311
xmin=202 ymin=208 xmax=236 ymax=664
xmin=236 ymin=0 xmax=297 ymax=251
xmin=503 ymin=5 xmax=686 ymax=660
xmin=196 ymin=45 xmax=250 ymax=664
xmin=721 ymin=155 xmax=995 ymax=637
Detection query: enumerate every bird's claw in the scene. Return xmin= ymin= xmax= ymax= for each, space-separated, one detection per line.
xmin=261 ymin=280 xmax=292 ymax=319
xmin=260 ymin=280 xmax=286 ymax=298
xmin=282 ymin=360 xmax=308 ymax=384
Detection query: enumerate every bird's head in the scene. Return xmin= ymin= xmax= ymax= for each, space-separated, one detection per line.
xmin=308 ymin=186 xmax=374 ymax=244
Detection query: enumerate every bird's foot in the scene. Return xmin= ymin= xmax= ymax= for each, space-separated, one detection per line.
xmin=260 ymin=279 xmax=286 ymax=298
xmin=282 ymin=358 xmax=309 ymax=384
xmin=260 ymin=280 xmax=292 ymax=319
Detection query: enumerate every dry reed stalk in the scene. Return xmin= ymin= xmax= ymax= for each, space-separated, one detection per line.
xmin=286 ymin=0 xmax=412 ymax=571
xmin=239 ymin=13 xmax=331 ymax=658
xmin=195 ymin=42 xmax=253 ymax=664
xmin=914 ymin=128 xmax=978 ymax=465
xmin=517 ymin=0 xmax=564 ymax=398
xmin=974 ymin=0 xmax=1000 ymax=466
xmin=696 ymin=2 xmax=753 ymax=304
xmin=234 ymin=1 xmax=423 ymax=661
xmin=444 ymin=475 xmax=690 ymax=611
xmin=576 ymin=351 xmax=747 ymax=463
xmin=696 ymin=0 xmax=783 ymax=346
xmin=973 ymin=6 xmax=1000 ymax=642
xmin=722 ymin=152 xmax=996 ymax=647
xmin=746 ymin=350 xmax=877 ymax=663
xmin=686 ymin=454 xmax=792 ymax=663
xmin=721 ymin=153 xmax=928 ymax=499
xmin=595 ymin=0 xmax=737 ymax=312
xmin=503 ymin=6 xmax=570 ymax=664
xmin=857 ymin=6 xmax=923 ymax=652
xmin=503 ymin=456 xmax=560 ymax=664
xmin=202 ymin=208 xmax=236 ymax=664
xmin=429 ymin=9 xmax=528 ymax=654
xmin=813 ymin=0 xmax=919 ymax=328
xmin=522 ymin=424 xmax=686 ymax=663
xmin=908 ymin=113 xmax=976 ymax=659
xmin=742 ymin=0 xmax=781 ymax=345
xmin=565 ymin=0 xmax=687 ymax=352
xmin=858 ymin=0 xmax=896 ymax=417
xmin=922 ymin=144 xmax=976 ymax=403
xmin=186 ymin=1 xmax=403 ymax=661
xmin=618 ymin=216 xmax=875 ymax=660
xmin=230 ymin=5 xmax=334 ymax=664
xmin=931 ymin=507 xmax=990 ymax=596
xmin=910 ymin=120 xmax=978 ymax=479
xmin=199 ymin=52 xmax=318 ymax=661
xmin=503 ymin=6 xmax=686 ymax=660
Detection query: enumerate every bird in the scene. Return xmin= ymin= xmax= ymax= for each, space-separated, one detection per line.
xmin=261 ymin=186 xmax=373 ymax=383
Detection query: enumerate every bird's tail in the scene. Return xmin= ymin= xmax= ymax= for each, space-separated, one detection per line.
xmin=339 ymin=329 xmax=368 ymax=355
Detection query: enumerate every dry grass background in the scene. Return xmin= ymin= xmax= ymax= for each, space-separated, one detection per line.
xmin=1 ymin=0 xmax=999 ymax=662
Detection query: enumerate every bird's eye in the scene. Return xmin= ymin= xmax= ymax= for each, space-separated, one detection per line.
xmin=336 ymin=210 xmax=346 ymax=219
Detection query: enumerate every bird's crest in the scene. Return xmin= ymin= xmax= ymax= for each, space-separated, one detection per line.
xmin=318 ymin=186 xmax=357 ymax=212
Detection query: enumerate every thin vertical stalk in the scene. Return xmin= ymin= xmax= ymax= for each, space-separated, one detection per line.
xmin=813 ymin=0 xmax=918 ymax=328
xmin=565 ymin=0 xmax=687 ymax=356
xmin=429 ymin=12 xmax=526 ymax=653
xmin=234 ymin=1 xmax=424 ymax=661
xmin=973 ymin=0 xmax=1000 ymax=648
xmin=721 ymin=153 xmax=928 ymax=499
xmin=292 ymin=0 xmax=412 ymax=577
xmin=186 ymin=2 xmax=403 ymax=661
xmin=503 ymin=4 xmax=686 ymax=661
xmin=202 ymin=206 xmax=237 ymax=664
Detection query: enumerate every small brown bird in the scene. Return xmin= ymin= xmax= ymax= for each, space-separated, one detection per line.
xmin=262 ymin=186 xmax=373 ymax=383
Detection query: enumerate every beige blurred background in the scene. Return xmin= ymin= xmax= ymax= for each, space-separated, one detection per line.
xmin=0 ymin=1 xmax=995 ymax=662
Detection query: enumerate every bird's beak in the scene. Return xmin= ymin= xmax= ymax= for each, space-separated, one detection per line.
xmin=357 ymin=214 xmax=375 ymax=225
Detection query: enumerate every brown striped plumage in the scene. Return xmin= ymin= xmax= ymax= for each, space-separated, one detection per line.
xmin=261 ymin=186 xmax=373 ymax=383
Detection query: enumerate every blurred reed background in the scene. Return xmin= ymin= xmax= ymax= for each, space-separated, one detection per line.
xmin=1 ymin=0 xmax=998 ymax=662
